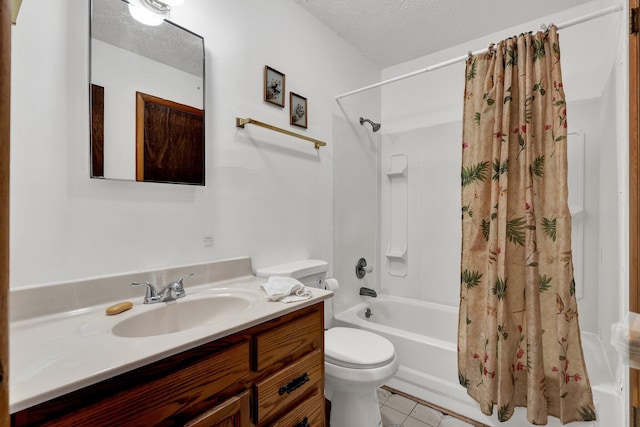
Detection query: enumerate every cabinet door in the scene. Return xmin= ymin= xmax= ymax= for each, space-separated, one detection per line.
xmin=185 ymin=391 xmax=251 ymax=427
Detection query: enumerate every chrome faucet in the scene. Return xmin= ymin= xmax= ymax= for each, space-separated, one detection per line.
xmin=359 ymin=287 xmax=377 ymax=297
xmin=131 ymin=273 xmax=194 ymax=304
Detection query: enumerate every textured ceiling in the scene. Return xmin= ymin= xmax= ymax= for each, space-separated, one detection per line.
xmin=294 ymin=0 xmax=590 ymax=67
xmin=91 ymin=0 xmax=203 ymax=77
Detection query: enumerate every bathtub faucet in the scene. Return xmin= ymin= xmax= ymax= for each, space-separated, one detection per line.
xmin=359 ymin=287 xmax=377 ymax=297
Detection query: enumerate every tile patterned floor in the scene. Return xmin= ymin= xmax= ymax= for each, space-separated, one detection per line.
xmin=378 ymin=387 xmax=486 ymax=427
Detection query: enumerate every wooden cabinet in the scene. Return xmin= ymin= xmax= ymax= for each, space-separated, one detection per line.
xmin=11 ymin=303 xmax=325 ymax=427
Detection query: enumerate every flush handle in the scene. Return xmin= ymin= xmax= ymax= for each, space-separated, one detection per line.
xmin=279 ymin=372 xmax=309 ymax=395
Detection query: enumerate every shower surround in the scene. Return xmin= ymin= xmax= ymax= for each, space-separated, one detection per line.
xmin=333 ymin=1 xmax=624 ymax=425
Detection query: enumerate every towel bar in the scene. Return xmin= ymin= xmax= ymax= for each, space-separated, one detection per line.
xmin=235 ymin=117 xmax=326 ymax=150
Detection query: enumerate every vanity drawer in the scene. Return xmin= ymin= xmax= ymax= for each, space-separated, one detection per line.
xmin=253 ymin=308 xmax=322 ymax=372
xmin=267 ymin=385 xmax=324 ymax=427
xmin=254 ymin=349 xmax=323 ymax=424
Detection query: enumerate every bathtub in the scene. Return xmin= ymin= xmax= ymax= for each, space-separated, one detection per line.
xmin=333 ymin=294 xmax=623 ymax=427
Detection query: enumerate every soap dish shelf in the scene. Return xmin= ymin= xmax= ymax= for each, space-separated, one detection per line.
xmin=385 ymin=154 xmax=408 ymax=277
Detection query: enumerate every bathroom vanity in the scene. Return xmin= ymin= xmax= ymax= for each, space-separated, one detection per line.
xmin=9 ymin=257 xmax=331 ymax=426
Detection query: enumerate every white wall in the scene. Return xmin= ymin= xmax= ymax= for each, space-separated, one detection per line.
xmin=9 ymin=0 xmax=380 ymax=287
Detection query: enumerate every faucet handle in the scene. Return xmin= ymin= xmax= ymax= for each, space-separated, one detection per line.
xmin=131 ymin=281 xmax=160 ymax=303
xmin=166 ymin=273 xmax=194 ymax=300
xmin=174 ymin=273 xmax=195 ymax=287
xmin=355 ymin=258 xmax=372 ymax=279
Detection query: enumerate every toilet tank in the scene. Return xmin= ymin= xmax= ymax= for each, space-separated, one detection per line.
xmin=255 ymin=259 xmax=329 ymax=288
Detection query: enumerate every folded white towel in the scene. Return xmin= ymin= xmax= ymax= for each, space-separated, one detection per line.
xmin=260 ymin=276 xmax=311 ymax=303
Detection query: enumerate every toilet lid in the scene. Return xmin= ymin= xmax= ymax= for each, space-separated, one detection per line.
xmin=325 ymin=327 xmax=395 ymax=369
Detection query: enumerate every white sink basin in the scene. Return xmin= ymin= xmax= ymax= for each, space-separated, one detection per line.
xmin=112 ymin=290 xmax=258 ymax=338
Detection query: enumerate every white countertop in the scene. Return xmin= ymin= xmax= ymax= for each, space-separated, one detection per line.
xmin=10 ymin=268 xmax=332 ymax=413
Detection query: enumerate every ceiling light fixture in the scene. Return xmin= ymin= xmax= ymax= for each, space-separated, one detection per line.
xmin=128 ymin=0 xmax=183 ymax=26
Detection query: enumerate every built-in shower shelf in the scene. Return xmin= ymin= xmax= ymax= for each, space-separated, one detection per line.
xmin=385 ymin=247 xmax=407 ymax=260
xmin=386 ymin=153 xmax=408 ymax=277
xmin=386 ymin=154 xmax=408 ymax=177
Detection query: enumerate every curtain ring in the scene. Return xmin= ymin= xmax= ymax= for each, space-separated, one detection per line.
xmin=487 ymin=43 xmax=495 ymax=56
xmin=540 ymin=23 xmax=548 ymax=32
xmin=467 ymin=50 xmax=473 ymax=60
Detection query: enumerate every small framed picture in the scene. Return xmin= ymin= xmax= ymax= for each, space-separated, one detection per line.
xmin=290 ymin=92 xmax=307 ymax=129
xmin=264 ymin=65 xmax=285 ymax=107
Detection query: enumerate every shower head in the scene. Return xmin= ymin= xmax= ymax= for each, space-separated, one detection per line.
xmin=359 ymin=117 xmax=381 ymax=132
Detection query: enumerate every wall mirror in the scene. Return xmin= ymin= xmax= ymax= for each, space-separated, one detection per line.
xmin=90 ymin=0 xmax=205 ymax=185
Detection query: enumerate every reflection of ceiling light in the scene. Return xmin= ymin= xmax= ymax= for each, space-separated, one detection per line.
xmin=128 ymin=0 xmax=183 ymax=26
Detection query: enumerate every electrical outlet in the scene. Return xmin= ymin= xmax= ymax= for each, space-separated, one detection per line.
xmin=203 ymin=236 xmax=214 ymax=248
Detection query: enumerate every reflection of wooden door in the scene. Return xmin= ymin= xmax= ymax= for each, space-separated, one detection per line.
xmin=632 ymin=0 xmax=640 ymax=424
xmin=136 ymin=92 xmax=204 ymax=185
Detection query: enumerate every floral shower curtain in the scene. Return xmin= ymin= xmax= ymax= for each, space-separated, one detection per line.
xmin=458 ymin=26 xmax=596 ymax=424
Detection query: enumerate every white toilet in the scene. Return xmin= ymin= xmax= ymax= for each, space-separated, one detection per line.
xmin=256 ymin=260 xmax=399 ymax=427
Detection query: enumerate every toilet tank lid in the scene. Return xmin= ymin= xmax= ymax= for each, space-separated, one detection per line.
xmin=256 ymin=259 xmax=328 ymax=279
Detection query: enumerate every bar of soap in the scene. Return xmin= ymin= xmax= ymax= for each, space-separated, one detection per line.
xmin=105 ymin=301 xmax=133 ymax=316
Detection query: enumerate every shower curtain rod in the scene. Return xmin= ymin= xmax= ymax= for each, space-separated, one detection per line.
xmin=334 ymin=3 xmax=623 ymax=100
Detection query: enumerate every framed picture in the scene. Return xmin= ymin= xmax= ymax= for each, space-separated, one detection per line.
xmin=264 ymin=65 xmax=285 ymax=107
xmin=290 ymin=92 xmax=307 ymax=129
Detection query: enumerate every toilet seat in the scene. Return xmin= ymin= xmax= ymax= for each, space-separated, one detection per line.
xmin=325 ymin=327 xmax=395 ymax=369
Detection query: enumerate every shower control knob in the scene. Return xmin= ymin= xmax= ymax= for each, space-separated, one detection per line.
xmin=355 ymin=258 xmax=372 ymax=279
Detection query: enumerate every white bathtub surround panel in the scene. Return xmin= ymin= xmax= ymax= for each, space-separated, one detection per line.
xmin=332 ymin=112 xmax=381 ymax=315
xmin=380 ymin=123 xmax=461 ymax=305
xmin=334 ymin=296 xmax=621 ymax=426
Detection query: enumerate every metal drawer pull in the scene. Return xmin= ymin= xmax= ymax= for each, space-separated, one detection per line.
xmin=294 ymin=417 xmax=309 ymax=427
xmin=278 ymin=372 xmax=309 ymax=395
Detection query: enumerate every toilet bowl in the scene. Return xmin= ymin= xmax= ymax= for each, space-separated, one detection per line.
xmin=325 ymin=327 xmax=399 ymax=427
xmin=256 ymin=260 xmax=399 ymax=427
